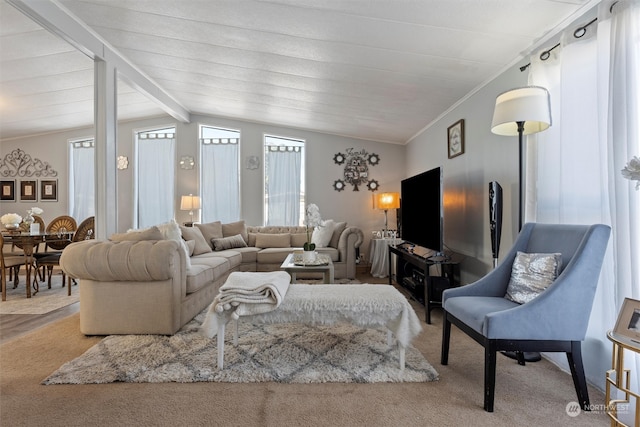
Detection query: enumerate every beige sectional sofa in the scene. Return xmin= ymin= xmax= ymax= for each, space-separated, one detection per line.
xmin=60 ymin=220 xmax=363 ymax=335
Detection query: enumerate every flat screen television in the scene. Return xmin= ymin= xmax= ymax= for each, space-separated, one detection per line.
xmin=400 ymin=167 xmax=443 ymax=257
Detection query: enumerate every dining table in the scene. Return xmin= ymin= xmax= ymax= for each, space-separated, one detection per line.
xmin=2 ymin=230 xmax=74 ymax=299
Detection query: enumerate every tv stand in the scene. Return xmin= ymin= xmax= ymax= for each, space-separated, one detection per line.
xmin=388 ymin=245 xmax=461 ymax=324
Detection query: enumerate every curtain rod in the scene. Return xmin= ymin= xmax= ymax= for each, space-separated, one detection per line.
xmin=519 ymin=1 xmax=618 ymax=72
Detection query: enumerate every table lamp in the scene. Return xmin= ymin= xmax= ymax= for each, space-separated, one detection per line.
xmin=376 ymin=192 xmax=400 ymax=233
xmin=180 ymin=194 xmax=201 ymax=226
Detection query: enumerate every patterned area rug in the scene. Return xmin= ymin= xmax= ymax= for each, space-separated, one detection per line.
xmin=0 ymin=273 xmax=78 ymax=315
xmin=43 ymin=308 xmax=438 ymax=384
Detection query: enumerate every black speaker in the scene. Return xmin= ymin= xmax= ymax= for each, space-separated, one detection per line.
xmin=489 ymin=181 xmax=503 ymax=261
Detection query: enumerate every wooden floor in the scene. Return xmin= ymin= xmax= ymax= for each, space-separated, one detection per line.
xmin=0 ymin=267 xmax=389 ymax=345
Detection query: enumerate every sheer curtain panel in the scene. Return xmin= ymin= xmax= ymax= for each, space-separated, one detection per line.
xmin=201 ymin=139 xmax=239 ymax=223
xmin=528 ymin=0 xmax=640 ymax=397
xmin=137 ymin=133 xmax=176 ymax=228
xmin=69 ymin=140 xmax=95 ymax=222
xmin=265 ymin=146 xmax=301 ymax=226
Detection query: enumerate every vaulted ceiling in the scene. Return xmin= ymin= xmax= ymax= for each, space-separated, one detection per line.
xmin=0 ymin=0 xmax=598 ymax=143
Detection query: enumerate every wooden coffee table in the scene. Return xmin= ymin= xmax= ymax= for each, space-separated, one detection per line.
xmin=280 ymin=253 xmax=334 ymax=284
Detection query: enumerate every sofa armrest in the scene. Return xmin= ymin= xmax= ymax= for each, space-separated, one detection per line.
xmin=60 ymin=239 xmax=185 ymax=282
xmin=337 ymin=226 xmax=363 ymax=262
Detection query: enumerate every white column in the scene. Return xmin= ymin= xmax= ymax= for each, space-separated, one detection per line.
xmin=94 ymin=59 xmax=118 ymax=238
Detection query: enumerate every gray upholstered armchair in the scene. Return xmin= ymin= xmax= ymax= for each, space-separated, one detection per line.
xmin=440 ymin=223 xmax=611 ymax=412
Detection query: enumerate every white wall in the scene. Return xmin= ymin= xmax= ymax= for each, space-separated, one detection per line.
xmin=406 ymin=66 xmax=528 ymax=283
xmin=1 ymin=114 xmax=405 ymax=262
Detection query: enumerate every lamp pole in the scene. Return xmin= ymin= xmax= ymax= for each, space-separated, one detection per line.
xmin=517 ymin=121 xmax=525 ymax=231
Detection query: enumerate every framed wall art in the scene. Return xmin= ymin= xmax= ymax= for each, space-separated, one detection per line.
xmin=1 ymin=180 xmax=15 ymax=201
xmin=447 ymin=119 xmax=465 ymax=159
xmin=40 ymin=179 xmax=58 ymax=201
xmin=613 ymin=297 xmax=640 ymax=343
xmin=20 ymin=180 xmax=37 ymax=201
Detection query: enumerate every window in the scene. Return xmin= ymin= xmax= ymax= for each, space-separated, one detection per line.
xmin=200 ymin=126 xmax=240 ymax=223
xmin=264 ymin=135 xmax=304 ymax=226
xmin=136 ymin=127 xmax=176 ymax=228
xmin=69 ymin=138 xmax=95 ymax=222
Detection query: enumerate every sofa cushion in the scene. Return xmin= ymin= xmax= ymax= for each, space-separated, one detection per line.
xmin=232 ymin=247 xmax=260 ymax=263
xmin=255 ymin=233 xmax=290 ymax=248
xmin=192 ymin=250 xmax=242 ymax=269
xmin=312 ymin=219 xmax=335 ymax=248
xmin=505 ymin=251 xmax=562 ymax=304
xmin=222 ymin=220 xmax=248 ymax=243
xmin=212 ymin=234 xmax=247 ymax=251
xmin=256 ymin=248 xmax=294 ymax=264
xmin=180 ymin=225 xmax=212 ymax=256
xmin=186 ymin=257 xmax=230 ymax=294
xmin=111 ymin=226 xmax=164 ymax=241
xmin=329 ymin=222 xmax=347 ymax=248
xmin=195 ymin=221 xmax=223 ymax=248
xmin=290 ymin=232 xmax=308 ymax=247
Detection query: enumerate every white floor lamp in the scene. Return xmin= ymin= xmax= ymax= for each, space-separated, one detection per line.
xmin=491 ymin=86 xmax=551 ymax=364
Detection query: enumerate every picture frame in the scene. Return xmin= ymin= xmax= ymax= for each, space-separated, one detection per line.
xmin=0 ymin=180 xmax=15 ymax=202
xmin=613 ymin=297 xmax=640 ymax=343
xmin=40 ymin=179 xmax=58 ymax=202
xmin=20 ymin=180 xmax=37 ymax=201
xmin=447 ymin=119 xmax=465 ymax=159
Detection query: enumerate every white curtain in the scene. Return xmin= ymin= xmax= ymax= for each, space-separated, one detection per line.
xmin=528 ymin=0 xmax=640 ymax=398
xmin=69 ymin=141 xmax=95 ymax=223
xmin=265 ymin=146 xmax=301 ymax=225
xmin=137 ymin=135 xmax=175 ymax=228
xmin=201 ymin=140 xmax=239 ymax=223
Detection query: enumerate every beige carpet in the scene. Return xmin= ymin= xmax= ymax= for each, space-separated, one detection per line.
xmin=0 ymin=295 xmax=609 ymax=426
xmin=0 ymin=273 xmax=78 ymax=315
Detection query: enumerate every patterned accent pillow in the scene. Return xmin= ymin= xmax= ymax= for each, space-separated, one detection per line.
xmin=505 ymin=251 xmax=562 ymax=304
xmin=212 ymin=234 xmax=248 ymax=251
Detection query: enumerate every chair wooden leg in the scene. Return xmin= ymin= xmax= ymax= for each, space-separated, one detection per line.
xmin=567 ymin=341 xmax=590 ymax=411
xmin=47 ymin=266 xmax=53 ymax=289
xmin=441 ymin=311 xmax=451 ymax=365
xmin=484 ymin=341 xmax=497 ymax=412
xmin=1 ymin=269 xmax=6 ymax=301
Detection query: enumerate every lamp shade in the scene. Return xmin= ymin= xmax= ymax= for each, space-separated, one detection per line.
xmin=180 ymin=194 xmax=201 ymax=210
xmin=491 ymin=86 xmax=551 ymax=136
xmin=376 ymin=192 xmax=400 ymax=210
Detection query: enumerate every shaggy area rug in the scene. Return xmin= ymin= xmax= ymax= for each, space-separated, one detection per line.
xmin=43 ymin=308 xmax=438 ymax=385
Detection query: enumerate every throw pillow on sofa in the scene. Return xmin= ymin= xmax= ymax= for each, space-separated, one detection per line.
xmin=290 ymin=232 xmax=308 ymax=247
xmin=254 ymin=233 xmax=290 ymax=248
xmin=329 ymin=221 xmax=347 ymax=248
xmin=312 ymin=219 xmax=335 ymax=248
xmin=195 ymin=221 xmax=223 ymax=249
xmin=180 ymin=225 xmax=212 ymax=255
xmin=212 ymin=234 xmax=247 ymax=251
xmin=222 ymin=220 xmax=248 ymax=243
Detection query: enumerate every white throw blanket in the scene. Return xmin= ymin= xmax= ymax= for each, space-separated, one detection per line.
xmin=200 ymin=271 xmax=291 ymax=338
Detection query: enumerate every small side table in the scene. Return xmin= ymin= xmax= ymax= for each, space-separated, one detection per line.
xmin=605 ymin=330 xmax=640 ymax=427
xmin=369 ymin=238 xmax=403 ymax=278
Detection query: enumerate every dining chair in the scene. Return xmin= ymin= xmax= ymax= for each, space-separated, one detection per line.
xmin=37 ymin=216 xmax=93 ymax=293
xmin=7 ymin=215 xmax=46 ymax=283
xmin=1 ymin=234 xmax=28 ymax=301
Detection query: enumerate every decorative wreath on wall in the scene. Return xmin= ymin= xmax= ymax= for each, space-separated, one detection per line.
xmin=332 ymin=148 xmax=380 ymax=191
